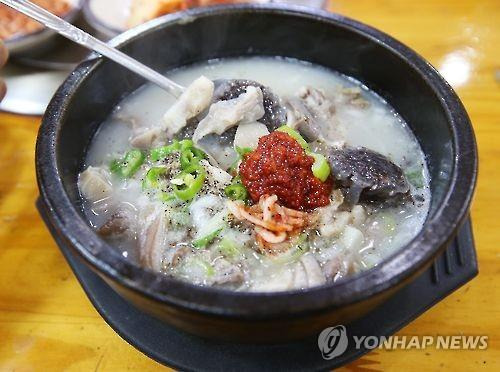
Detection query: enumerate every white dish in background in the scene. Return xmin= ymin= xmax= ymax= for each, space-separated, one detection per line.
xmin=84 ymin=0 xmax=327 ymax=40
xmin=84 ymin=0 xmax=133 ymax=40
xmin=0 ymin=63 xmax=69 ymax=116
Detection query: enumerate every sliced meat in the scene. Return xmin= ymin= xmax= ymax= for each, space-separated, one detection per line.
xmin=139 ymin=211 xmax=187 ymax=271
xmin=189 ymin=195 xmax=225 ymax=233
xmin=233 ymin=122 xmax=270 ymax=150
xmin=213 ymin=79 xmax=286 ymax=131
xmin=285 ymin=97 xmax=319 ymax=141
xmin=299 ymin=254 xmax=326 ymax=287
xmin=193 ymin=86 xmax=265 ymax=143
xmin=78 ymin=166 xmax=112 ymax=202
xmin=251 ymin=267 xmax=294 ymax=292
xmin=339 ymin=86 xmax=370 ymax=108
xmin=163 ymin=75 xmax=214 ymax=138
xmin=292 ymin=261 xmax=308 ymax=288
xmin=285 ymin=86 xmax=337 ymax=142
xmin=252 ymin=254 xmax=325 ymax=291
xmin=199 ymin=159 xmax=232 ymax=187
xmin=163 ymin=244 xmax=190 ymax=269
xmin=323 ymin=254 xmax=354 ymax=282
xmin=341 ymin=226 xmax=365 ymax=251
xmin=350 ymin=205 xmax=366 ymax=226
xmin=211 ymin=258 xmax=244 ymax=285
xmin=139 ymin=212 xmax=167 ymax=271
xmin=129 ymin=76 xmax=214 ymax=148
xmin=98 ymin=210 xmax=134 ymax=237
xmin=130 ymin=127 xmax=162 ymax=149
xmin=319 ymin=211 xmax=350 ymax=238
xmin=298 ymin=86 xmax=336 ymax=124
xmin=328 ymin=147 xmax=410 ymax=205
xmin=317 ymin=200 xmax=366 ymax=238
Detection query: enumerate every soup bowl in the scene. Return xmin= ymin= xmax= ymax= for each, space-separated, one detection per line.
xmin=36 ymin=4 xmax=477 ymax=342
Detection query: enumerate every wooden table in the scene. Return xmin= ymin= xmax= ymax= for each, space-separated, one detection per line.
xmin=0 ymin=0 xmax=498 ymax=370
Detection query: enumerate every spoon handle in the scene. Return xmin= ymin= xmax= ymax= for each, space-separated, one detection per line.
xmin=1 ymin=0 xmax=185 ymax=97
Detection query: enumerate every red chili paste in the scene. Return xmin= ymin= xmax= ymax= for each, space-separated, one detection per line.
xmin=239 ymin=131 xmax=333 ymax=211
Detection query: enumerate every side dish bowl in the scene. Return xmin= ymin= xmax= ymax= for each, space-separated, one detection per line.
xmin=4 ymin=0 xmax=84 ymax=56
xmin=36 ymin=4 xmax=477 ymax=342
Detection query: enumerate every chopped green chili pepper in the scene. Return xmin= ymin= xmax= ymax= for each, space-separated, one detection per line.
xmin=142 ymin=167 xmax=167 ymax=190
xmin=169 ymin=210 xmax=190 ymax=226
xmin=179 ymin=139 xmax=194 ymax=149
xmin=193 ymin=259 xmax=215 ymax=276
xmin=235 ymin=146 xmax=253 ymax=158
xmin=150 ymin=140 xmax=180 ymax=162
xmin=160 ymin=192 xmax=177 ymax=203
xmin=218 ymin=236 xmax=242 ymax=258
xmin=228 ymin=162 xmax=237 ymax=175
xmin=224 ymin=183 xmax=248 ymax=201
xmin=192 ymin=228 xmax=223 ymax=248
xmin=180 ymin=148 xmax=199 ymax=169
xmin=272 ymin=234 xmax=310 ymax=264
xmin=150 ymin=140 xmax=206 ymax=168
xmin=177 ymin=140 xmax=207 ymax=169
xmin=276 ymin=125 xmax=310 ymax=151
xmin=179 ymin=139 xmax=206 ymax=158
xmin=110 ymin=149 xmax=145 ymax=178
xmin=224 ymin=175 xmax=248 ymax=201
xmin=309 ymin=152 xmax=331 ymax=182
xmin=172 ymin=165 xmax=206 ymax=201
xmin=295 ymin=233 xmax=310 ymax=251
xmin=228 ymin=147 xmax=253 ymax=173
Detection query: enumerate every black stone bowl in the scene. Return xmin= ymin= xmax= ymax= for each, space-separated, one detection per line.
xmin=35 ymin=4 xmax=477 ymax=342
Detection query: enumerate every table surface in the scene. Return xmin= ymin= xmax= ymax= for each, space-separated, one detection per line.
xmin=0 ymin=0 xmax=498 ymax=370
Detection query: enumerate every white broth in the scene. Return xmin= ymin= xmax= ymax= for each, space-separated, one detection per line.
xmin=80 ymin=57 xmax=430 ymax=291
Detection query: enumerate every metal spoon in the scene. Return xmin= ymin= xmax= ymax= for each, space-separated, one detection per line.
xmin=1 ymin=0 xmax=287 ymax=128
